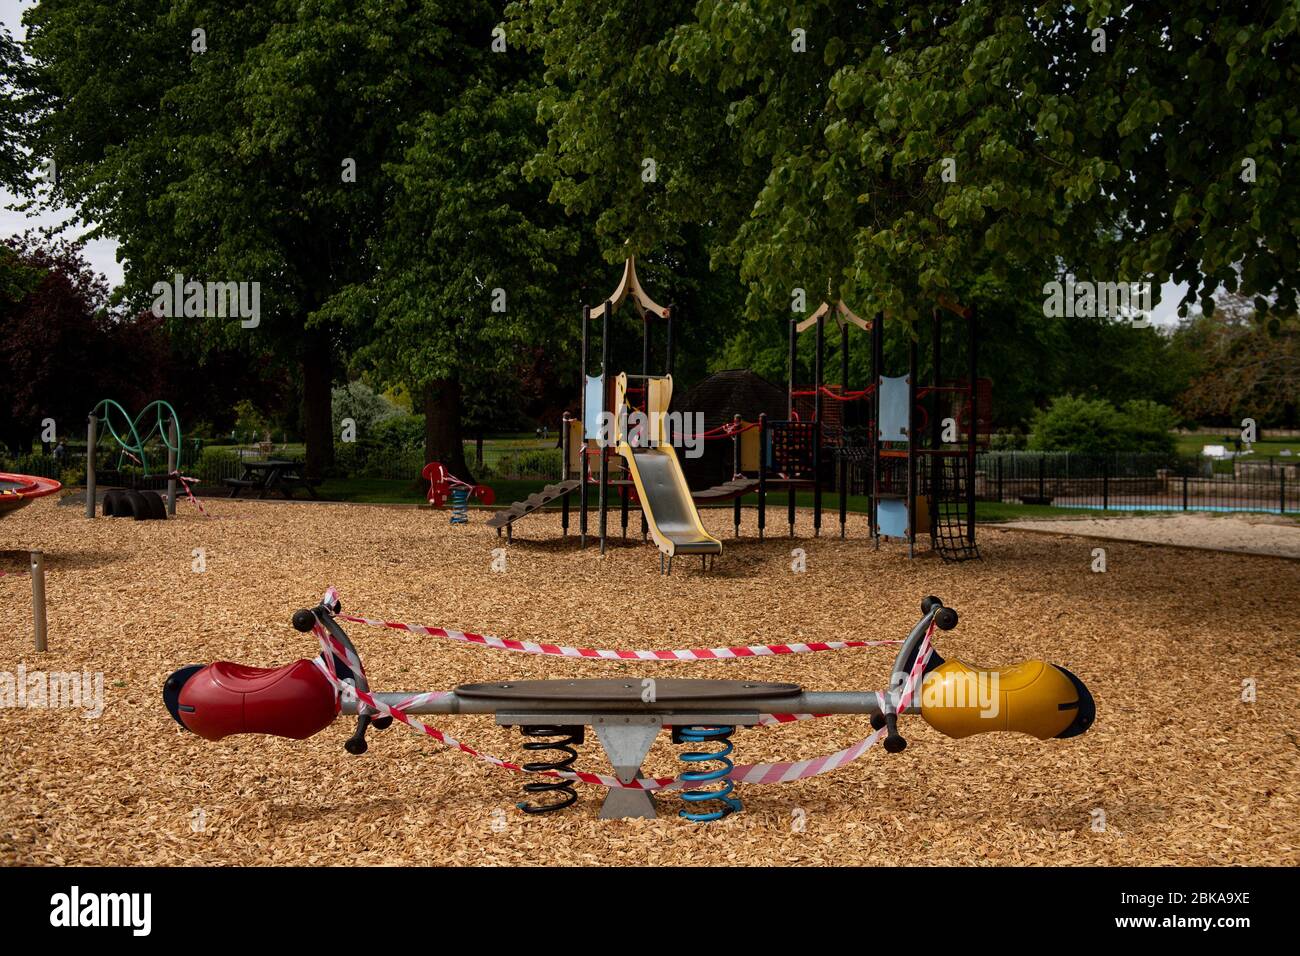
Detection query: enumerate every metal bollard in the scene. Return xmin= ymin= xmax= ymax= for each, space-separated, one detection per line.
xmin=85 ymin=414 xmax=97 ymax=519
xmin=31 ymin=550 xmax=47 ymax=652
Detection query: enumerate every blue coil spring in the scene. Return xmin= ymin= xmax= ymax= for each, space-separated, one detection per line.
xmin=677 ymin=725 xmax=743 ymax=822
xmin=449 ymin=486 xmax=470 ymax=524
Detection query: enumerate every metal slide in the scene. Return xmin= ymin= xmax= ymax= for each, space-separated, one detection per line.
xmin=618 ymin=440 xmax=722 ymax=561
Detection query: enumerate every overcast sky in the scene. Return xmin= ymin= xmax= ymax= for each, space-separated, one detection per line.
xmin=2 ymin=0 xmax=1192 ymax=322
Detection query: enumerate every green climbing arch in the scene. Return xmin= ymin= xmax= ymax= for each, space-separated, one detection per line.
xmin=89 ymin=399 xmax=182 ymax=477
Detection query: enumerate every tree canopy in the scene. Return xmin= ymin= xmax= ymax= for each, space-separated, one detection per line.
xmin=513 ymin=0 xmax=1299 ymax=322
xmin=4 ymin=1 xmax=1296 ymax=460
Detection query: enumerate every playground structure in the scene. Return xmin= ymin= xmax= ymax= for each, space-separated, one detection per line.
xmin=0 ymin=472 xmax=62 ymax=520
xmin=163 ymin=592 xmax=1094 ymax=822
xmin=422 ymin=461 xmax=494 ymax=524
xmin=770 ymin=297 xmax=990 ymax=559
xmin=490 ymin=257 xmax=990 ymax=563
xmin=84 ymin=399 xmax=183 ymax=520
xmin=489 ymin=256 xmax=743 ymax=571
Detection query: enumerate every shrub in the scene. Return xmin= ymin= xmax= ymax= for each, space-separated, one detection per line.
xmin=195 ymin=446 xmax=242 ymax=482
xmin=367 ymin=414 xmax=424 ymax=451
xmin=494 ymin=448 xmax=562 ymax=479
xmin=332 ymin=382 xmax=401 ymax=437
xmin=989 ymin=428 xmax=1028 ymax=451
xmin=1028 ymin=397 xmax=1122 ymax=455
xmin=5 ymin=453 xmax=60 ymax=478
xmin=1028 ymin=395 xmax=1177 ymax=456
xmin=232 ymin=399 xmax=270 ymax=443
xmin=1117 ymin=400 xmax=1178 ymax=455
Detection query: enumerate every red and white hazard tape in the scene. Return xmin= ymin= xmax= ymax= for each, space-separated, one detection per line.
xmin=168 ymin=471 xmax=216 ymax=519
xmin=337 ymin=612 xmax=901 ymax=660
xmin=310 ymin=616 xmax=936 ymax=793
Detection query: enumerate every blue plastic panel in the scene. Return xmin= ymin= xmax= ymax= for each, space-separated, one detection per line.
xmin=584 ymin=375 xmax=605 ymax=440
xmin=876 ymin=498 xmax=909 ymax=538
xmin=878 ymin=374 xmax=911 ymax=442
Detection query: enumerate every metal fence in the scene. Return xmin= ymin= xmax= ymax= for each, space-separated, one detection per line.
xmin=979 ymin=451 xmax=1298 ymax=514
xmin=10 ymin=443 xmax=1292 ymax=512
xmin=2 ymin=439 xmax=564 ymax=487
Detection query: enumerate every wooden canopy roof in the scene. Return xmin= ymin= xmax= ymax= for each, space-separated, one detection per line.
xmin=587 ymin=257 xmax=669 ymax=320
xmin=795 ymin=300 xmax=871 ymax=333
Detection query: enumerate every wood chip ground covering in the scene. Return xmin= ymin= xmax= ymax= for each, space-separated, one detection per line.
xmin=1 ymin=497 xmax=1296 ymax=866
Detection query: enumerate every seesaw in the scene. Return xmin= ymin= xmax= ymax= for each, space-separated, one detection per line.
xmin=163 ymin=594 xmax=1095 ymax=821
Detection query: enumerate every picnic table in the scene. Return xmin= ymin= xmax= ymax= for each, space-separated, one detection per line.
xmin=223 ymin=459 xmax=321 ymax=499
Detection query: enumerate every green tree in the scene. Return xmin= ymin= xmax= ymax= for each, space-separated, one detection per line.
xmin=0 ymin=23 xmax=28 ymax=189
xmin=1117 ymin=399 xmax=1180 ymax=454
xmin=344 ymin=70 xmax=597 ymax=480
xmin=20 ymin=0 xmax=508 ymax=475
xmin=331 ymin=382 xmax=399 ymax=439
xmin=1175 ymin=293 xmax=1300 ymax=426
xmin=0 ymin=238 xmax=171 ymax=453
xmin=514 ymin=0 xmax=1300 ymax=347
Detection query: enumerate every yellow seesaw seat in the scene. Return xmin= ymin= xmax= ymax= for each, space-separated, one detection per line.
xmin=920 ymin=657 xmax=1093 ymax=740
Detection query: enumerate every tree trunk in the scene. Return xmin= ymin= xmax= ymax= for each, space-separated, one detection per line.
xmin=423 ymin=377 xmax=474 ymax=482
xmin=301 ymin=334 xmax=335 ymax=478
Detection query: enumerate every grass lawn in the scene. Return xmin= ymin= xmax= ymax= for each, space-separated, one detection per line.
xmin=1173 ymin=434 xmax=1299 ymax=457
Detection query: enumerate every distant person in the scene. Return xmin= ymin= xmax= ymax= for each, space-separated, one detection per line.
xmin=52 ymin=440 xmax=68 ymax=467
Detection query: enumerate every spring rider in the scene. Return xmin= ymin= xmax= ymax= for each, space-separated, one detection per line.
xmin=422 ymin=462 xmax=494 ymax=524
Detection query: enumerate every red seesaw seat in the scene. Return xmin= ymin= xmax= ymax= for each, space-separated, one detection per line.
xmin=167 ymin=658 xmax=339 ymax=741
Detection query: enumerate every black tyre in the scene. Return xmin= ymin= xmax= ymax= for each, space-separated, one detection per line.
xmin=125 ymin=491 xmax=153 ymax=521
xmin=102 ymin=489 xmax=128 ymax=517
xmin=139 ymin=490 xmax=167 ymax=520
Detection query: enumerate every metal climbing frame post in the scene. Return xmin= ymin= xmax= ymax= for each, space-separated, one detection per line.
xmin=813 ymin=311 xmax=824 ymax=537
xmin=757 ymin=414 xmax=768 ymax=540
xmin=931 ymin=308 xmax=943 ymax=545
xmin=840 ymin=317 xmax=850 ymax=538
xmin=166 ymin=418 xmax=178 ymax=517
xmin=598 ymin=299 xmax=611 ymax=555
xmin=580 ymin=305 xmax=590 ymax=547
xmin=870 ymin=310 xmax=882 ymax=548
xmin=733 ymin=415 xmax=742 ymax=536
xmin=561 ymin=413 xmax=571 ymax=537
xmin=967 ymin=308 xmax=978 ymax=548
xmin=907 ymin=334 xmax=918 ymax=559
